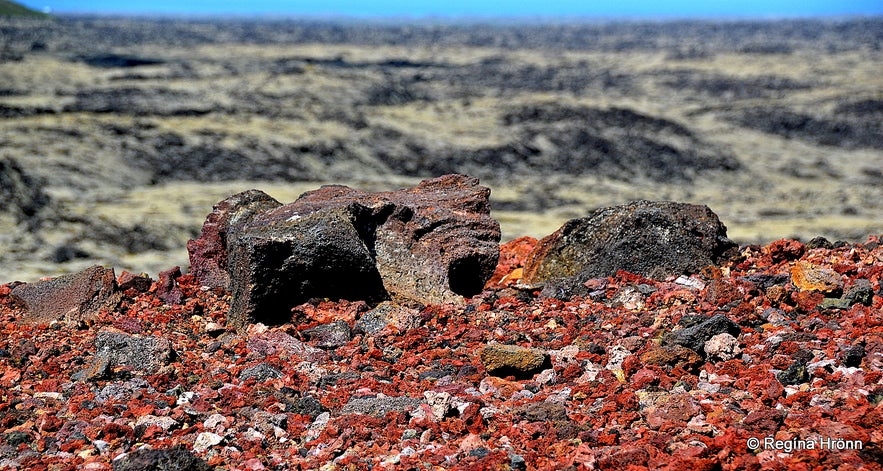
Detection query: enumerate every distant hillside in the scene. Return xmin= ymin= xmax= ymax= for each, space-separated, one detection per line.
xmin=0 ymin=0 xmax=48 ymax=17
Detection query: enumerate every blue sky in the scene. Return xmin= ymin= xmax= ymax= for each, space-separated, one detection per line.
xmin=23 ymin=0 xmax=883 ymax=18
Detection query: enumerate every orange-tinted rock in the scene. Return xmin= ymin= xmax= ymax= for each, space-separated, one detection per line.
xmin=640 ymin=344 xmax=704 ymax=371
xmin=479 ymin=344 xmax=549 ymax=378
xmin=790 ymin=261 xmax=843 ymax=294
xmin=765 ymin=285 xmax=790 ymax=305
xmin=645 ymin=393 xmax=700 ymax=431
xmin=10 ymin=265 xmax=119 ymax=324
xmin=478 ymin=376 xmax=522 ymax=399
xmin=486 ymin=236 xmax=538 ymax=288
xmin=791 ymin=290 xmax=825 ymax=311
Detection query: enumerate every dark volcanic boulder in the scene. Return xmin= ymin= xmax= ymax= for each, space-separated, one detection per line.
xmin=10 ymin=265 xmax=120 ymax=324
xmin=187 ymin=189 xmax=282 ymax=289
xmin=191 ymin=175 xmax=501 ymax=328
xmin=228 ymin=205 xmax=389 ymax=326
xmin=522 ymin=201 xmax=737 ymax=289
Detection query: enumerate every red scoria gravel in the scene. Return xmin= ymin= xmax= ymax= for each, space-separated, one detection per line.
xmin=1 ymin=236 xmax=883 ymax=470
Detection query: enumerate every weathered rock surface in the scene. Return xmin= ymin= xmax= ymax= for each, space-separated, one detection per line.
xmin=353 ymin=301 xmax=422 ymax=335
xmin=640 ymin=344 xmax=704 ymax=371
xmin=703 ymin=333 xmax=742 ymax=361
xmin=187 ymin=190 xmax=283 ymax=290
xmin=157 ymin=266 xmax=183 ymax=305
xmin=790 ymin=261 xmax=843 ymax=294
xmin=479 ymin=344 xmax=550 ymax=379
xmin=93 ymin=330 xmax=175 ymax=374
xmin=246 ymin=330 xmax=327 ymax=362
xmin=339 ymin=396 xmax=424 ymax=417
xmin=663 ymin=314 xmax=741 ymax=356
xmin=191 ymin=175 xmax=500 ymax=328
xmin=117 ymin=271 xmax=153 ymax=292
xmin=111 ymin=446 xmax=213 ymax=471
xmin=10 ymin=265 xmax=120 ymax=324
xmin=239 ymin=363 xmax=283 ymax=382
xmin=521 ymin=200 xmax=737 ymax=290
xmin=303 ymin=321 xmax=353 ymax=349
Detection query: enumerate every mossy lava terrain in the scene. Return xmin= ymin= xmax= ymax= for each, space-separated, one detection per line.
xmin=0 ymin=16 xmax=881 ymax=282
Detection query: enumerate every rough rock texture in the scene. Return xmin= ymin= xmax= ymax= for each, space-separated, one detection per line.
xmin=479 ymin=344 xmax=550 ymax=379
xmin=187 ymin=190 xmax=283 ymax=290
xmin=339 ymin=396 xmax=425 ymax=417
xmin=703 ymin=333 xmax=742 ymax=361
xmin=303 ymin=321 xmax=353 ymax=349
xmin=790 ymin=261 xmax=844 ymax=294
xmin=521 ymin=200 xmax=737 ymax=288
xmin=10 ymin=265 xmax=120 ymax=324
xmin=664 ymin=314 xmax=741 ymax=356
xmin=228 ymin=205 xmax=388 ymax=327
xmin=239 ymin=363 xmax=283 ymax=382
xmin=212 ymin=175 xmax=500 ymax=328
xmin=2 ymin=234 xmax=883 ymax=470
xmin=117 ymin=271 xmax=152 ymax=292
xmin=353 ymin=301 xmax=422 ymax=335
xmin=112 ymin=446 xmax=213 ymax=471
xmin=92 ymin=330 xmax=175 ymax=374
xmin=157 ymin=266 xmax=184 ymax=305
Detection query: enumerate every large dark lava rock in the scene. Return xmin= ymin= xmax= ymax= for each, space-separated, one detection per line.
xmin=522 ymin=201 xmax=737 ymax=291
xmin=189 ymin=175 xmax=500 ymax=328
xmin=186 ymin=189 xmax=283 ymax=290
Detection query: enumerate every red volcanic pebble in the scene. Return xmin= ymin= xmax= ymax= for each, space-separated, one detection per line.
xmin=0 ymin=237 xmax=882 ymax=469
xmin=486 ymin=236 xmax=538 ymax=288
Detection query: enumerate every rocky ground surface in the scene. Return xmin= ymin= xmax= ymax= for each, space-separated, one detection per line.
xmin=1 ymin=230 xmax=882 ymax=469
xmin=1 ymin=16 xmax=882 ymax=281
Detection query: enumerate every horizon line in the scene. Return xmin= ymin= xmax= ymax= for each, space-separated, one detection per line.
xmin=37 ymin=11 xmax=883 ymax=23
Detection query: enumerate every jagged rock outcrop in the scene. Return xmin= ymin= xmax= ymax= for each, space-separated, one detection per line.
xmin=189 ymin=175 xmax=501 ymax=328
xmin=186 ymin=190 xmax=283 ymax=290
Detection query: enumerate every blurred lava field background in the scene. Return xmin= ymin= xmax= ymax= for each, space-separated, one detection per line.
xmin=1 ymin=7 xmax=881 ymax=282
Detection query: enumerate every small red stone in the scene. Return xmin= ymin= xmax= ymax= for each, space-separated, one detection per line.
xmin=767 ymin=239 xmax=806 ymax=263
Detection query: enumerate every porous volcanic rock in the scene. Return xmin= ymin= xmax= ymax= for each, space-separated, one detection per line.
xmin=187 ymin=189 xmax=283 ymax=290
xmin=212 ymin=174 xmax=500 ymax=328
xmin=93 ymin=329 xmax=175 ymax=374
xmin=112 ymin=445 xmax=213 ymax=471
xmin=157 ymin=266 xmax=184 ymax=305
xmin=339 ymin=396 xmax=424 ymax=417
xmin=10 ymin=265 xmax=120 ymax=324
xmin=479 ymin=344 xmax=550 ymax=379
xmin=790 ymin=261 xmax=843 ymax=294
xmin=2 ymin=232 xmax=883 ymax=470
xmin=521 ymin=200 xmax=737 ymax=290
xmin=663 ymin=313 xmax=741 ymax=356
